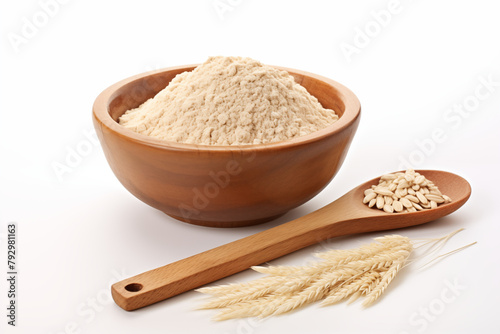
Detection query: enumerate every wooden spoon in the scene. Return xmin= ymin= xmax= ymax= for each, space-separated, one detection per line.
xmin=111 ymin=170 xmax=471 ymax=311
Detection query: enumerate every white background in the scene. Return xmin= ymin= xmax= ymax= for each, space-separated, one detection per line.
xmin=1 ymin=0 xmax=499 ymax=333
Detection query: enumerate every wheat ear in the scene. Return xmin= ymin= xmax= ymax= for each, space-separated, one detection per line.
xmin=321 ymin=270 xmax=382 ymax=306
xmin=255 ymin=236 xmax=409 ymax=277
xmin=197 ymin=275 xmax=289 ymax=309
xmin=362 ymin=256 xmax=408 ymax=306
xmin=196 ymin=230 xmax=473 ymax=320
xmin=196 ymin=275 xmax=278 ymax=295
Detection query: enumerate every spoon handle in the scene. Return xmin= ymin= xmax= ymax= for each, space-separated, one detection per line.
xmin=111 ymin=197 xmax=362 ymax=311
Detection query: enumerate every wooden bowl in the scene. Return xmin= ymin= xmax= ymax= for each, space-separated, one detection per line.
xmin=92 ymin=65 xmax=361 ymax=227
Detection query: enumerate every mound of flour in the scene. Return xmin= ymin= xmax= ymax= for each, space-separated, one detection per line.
xmin=119 ymin=56 xmax=338 ymax=145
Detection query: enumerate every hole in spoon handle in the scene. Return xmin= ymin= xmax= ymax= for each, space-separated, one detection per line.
xmin=124 ymin=283 xmax=143 ymax=292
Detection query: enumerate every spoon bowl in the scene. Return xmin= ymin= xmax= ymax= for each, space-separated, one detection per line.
xmin=340 ymin=169 xmax=472 ymax=233
xmin=111 ymin=170 xmax=471 ymax=311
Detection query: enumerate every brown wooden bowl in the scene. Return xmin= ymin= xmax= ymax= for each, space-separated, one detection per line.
xmin=92 ymin=65 xmax=361 ymax=227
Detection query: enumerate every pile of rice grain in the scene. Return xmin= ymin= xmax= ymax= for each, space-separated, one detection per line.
xmin=119 ymin=56 xmax=338 ymax=145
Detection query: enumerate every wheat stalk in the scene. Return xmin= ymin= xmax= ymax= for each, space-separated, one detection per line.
xmin=197 ymin=230 xmax=472 ymax=320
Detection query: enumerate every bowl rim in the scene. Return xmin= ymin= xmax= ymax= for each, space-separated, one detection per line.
xmin=92 ymin=64 xmax=361 ymax=152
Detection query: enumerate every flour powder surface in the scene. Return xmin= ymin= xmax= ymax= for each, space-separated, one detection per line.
xmin=119 ymin=56 xmax=338 ymax=145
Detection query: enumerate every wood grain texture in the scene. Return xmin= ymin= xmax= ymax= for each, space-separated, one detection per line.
xmin=111 ymin=170 xmax=471 ymax=311
xmin=92 ymin=65 xmax=361 ymax=227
